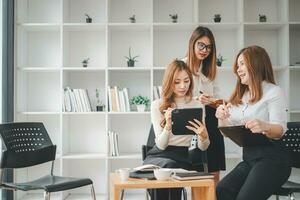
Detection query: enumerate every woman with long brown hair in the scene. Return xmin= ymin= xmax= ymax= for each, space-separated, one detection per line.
xmin=143 ymin=59 xmax=210 ymax=200
xmin=183 ymin=26 xmax=225 ymax=183
xmin=215 ymin=46 xmax=291 ymax=200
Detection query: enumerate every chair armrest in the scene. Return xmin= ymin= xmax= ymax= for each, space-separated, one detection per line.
xmin=142 ymin=145 xmax=153 ymax=161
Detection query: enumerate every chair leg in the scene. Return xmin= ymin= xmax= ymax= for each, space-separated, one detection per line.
xmin=182 ymin=188 xmax=187 ymax=200
xmin=91 ymin=184 xmax=96 ymax=200
xmin=120 ymin=189 xmax=124 ymax=200
xmin=275 ymin=194 xmax=279 ymax=200
xmin=289 ymin=193 xmax=295 ymax=200
xmin=43 ymin=191 xmax=50 ymax=200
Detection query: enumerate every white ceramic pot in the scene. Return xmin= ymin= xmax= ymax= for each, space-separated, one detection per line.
xmin=136 ymin=104 xmax=146 ymax=112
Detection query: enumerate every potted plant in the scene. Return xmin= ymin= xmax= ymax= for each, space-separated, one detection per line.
xmin=130 ymin=95 xmax=150 ymax=112
xmin=125 ymin=47 xmax=139 ymax=67
xmin=129 ymin=15 xmax=136 ymax=23
xmin=85 ymin=13 xmax=93 ymax=23
xmin=95 ymin=89 xmax=105 ymax=111
xmin=169 ymin=14 xmax=178 ymax=23
xmin=82 ymin=58 xmax=90 ymax=68
xmin=214 ymin=14 xmax=221 ymax=23
xmin=259 ymin=14 xmax=267 ymax=22
xmin=217 ymin=54 xmax=226 ymax=67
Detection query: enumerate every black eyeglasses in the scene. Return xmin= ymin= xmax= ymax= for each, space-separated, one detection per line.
xmin=196 ymin=42 xmax=213 ymax=52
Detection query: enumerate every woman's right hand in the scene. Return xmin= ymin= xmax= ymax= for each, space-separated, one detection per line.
xmin=215 ymin=103 xmax=231 ymax=120
xmin=199 ymin=93 xmax=213 ymax=105
xmin=164 ymin=107 xmax=174 ymax=131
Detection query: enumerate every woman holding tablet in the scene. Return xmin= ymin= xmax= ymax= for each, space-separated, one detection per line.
xmin=215 ymin=46 xmax=291 ymax=200
xmin=143 ymin=59 xmax=210 ymax=200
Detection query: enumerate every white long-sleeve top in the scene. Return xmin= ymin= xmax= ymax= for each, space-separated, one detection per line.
xmin=182 ymin=57 xmax=221 ymax=98
xmin=151 ymin=98 xmax=210 ymax=150
xmin=228 ymin=81 xmax=288 ymax=134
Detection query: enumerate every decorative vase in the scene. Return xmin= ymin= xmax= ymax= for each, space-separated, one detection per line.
xmin=96 ymin=105 xmax=104 ymax=111
xmin=172 ymin=18 xmax=177 ymax=23
xmin=86 ymin=18 xmax=92 ymax=23
xmin=136 ymin=104 xmax=146 ymax=112
xmin=217 ymin=61 xmax=222 ymax=67
xmin=83 ymin=63 xmax=88 ymax=68
xmin=127 ymin=60 xmax=135 ymax=67
xmin=259 ymin=15 xmax=267 ymax=22
xmin=214 ymin=15 xmax=221 ymax=23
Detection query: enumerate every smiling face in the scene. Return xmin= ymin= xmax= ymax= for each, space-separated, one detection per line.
xmin=237 ymin=53 xmax=250 ymax=85
xmin=173 ymin=70 xmax=191 ymax=98
xmin=194 ymin=36 xmax=212 ymax=61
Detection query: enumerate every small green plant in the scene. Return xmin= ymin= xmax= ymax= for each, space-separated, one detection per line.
xmin=130 ymin=95 xmax=150 ymax=106
xmin=125 ymin=47 xmax=139 ymax=67
xmin=82 ymin=58 xmax=90 ymax=67
xmin=217 ymin=54 xmax=226 ymax=67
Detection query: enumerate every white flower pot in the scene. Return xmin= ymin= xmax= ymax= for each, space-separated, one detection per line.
xmin=136 ymin=104 xmax=146 ymax=112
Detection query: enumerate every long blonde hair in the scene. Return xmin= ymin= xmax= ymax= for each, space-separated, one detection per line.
xmin=187 ymin=26 xmax=217 ymax=81
xmin=159 ymin=60 xmax=194 ymax=127
xmin=229 ymin=46 xmax=275 ymax=105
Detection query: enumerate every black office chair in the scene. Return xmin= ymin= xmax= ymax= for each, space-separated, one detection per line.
xmin=141 ymin=124 xmax=208 ymax=200
xmin=275 ymin=122 xmax=300 ymax=200
xmin=0 ymin=122 xmax=96 ymax=200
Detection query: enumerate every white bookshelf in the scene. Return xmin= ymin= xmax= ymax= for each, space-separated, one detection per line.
xmin=14 ymin=0 xmax=300 ymax=199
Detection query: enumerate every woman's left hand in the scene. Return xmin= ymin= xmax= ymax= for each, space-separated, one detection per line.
xmin=245 ymin=119 xmax=270 ymax=134
xmin=186 ymin=119 xmax=208 ymax=141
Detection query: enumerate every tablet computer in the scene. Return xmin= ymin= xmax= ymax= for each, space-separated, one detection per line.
xmin=171 ymin=108 xmax=203 ymax=135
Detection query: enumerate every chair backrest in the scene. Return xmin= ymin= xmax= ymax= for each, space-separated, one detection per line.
xmin=282 ymin=122 xmax=300 ymax=168
xmin=0 ymin=122 xmax=56 ymax=168
xmin=146 ymin=124 xmax=156 ymax=147
xmin=143 ymin=124 xmax=208 ymax=172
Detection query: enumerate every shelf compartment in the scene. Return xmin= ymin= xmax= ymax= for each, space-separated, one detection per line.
xmin=244 ymin=26 xmax=288 ymax=66
xmin=63 ymin=0 xmax=107 ymax=23
xmin=62 ymin=114 xmax=107 ymax=155
xmin=198 ymin=0 xmax=241 ymax=23
xmin=108 ymin=26 xmax=151 ymax=68
xmin=289 ymin=0 xmax=300 ymax=22
xmin=63 ymin=71 xmax=106 ymax=112
xmin=16 ymin=71 xmax=61 ymax=112
xmin=108 ymin=0 xmax=152 ymax=23
xmin=153 ymin=0 xmax=195 ymax=23
xmin=62 ymin=159 xmax=107 ymax=194
xmin=16 ymin=0 xmax=61 ymax=23
xmin=153 ymin=25 xmax=194 ymax=68
xmin=17 ymin=26 xmax=61 ymax=68
xmin=63 ymin=27 xmax=106 ymax=68
xmin=289 ymin=24 xmax=300 ymax=66
xmin=108 ymin=115 xmax=151 ymax=154
xmin=244 ymin=0 xmax=287 ymax=23
xmin=108 ymin=71 xmax=151 ymax=112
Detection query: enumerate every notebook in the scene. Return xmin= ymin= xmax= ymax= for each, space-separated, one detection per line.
xmin=172 ymin=172 xmax=214 ymax=181
xmin=218 ymin=125 xmax=272 ymax=147
xmin=171 ymin=108 xmax=203 ymax=135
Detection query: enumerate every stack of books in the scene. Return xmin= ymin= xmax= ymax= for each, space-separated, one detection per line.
xmin=63 ymin=87 xmax=92 ymax=112
xmin=108 ymin=131 xmax=119 ymax=156
xmin=107 ymin=86 xmax=130 ymax=112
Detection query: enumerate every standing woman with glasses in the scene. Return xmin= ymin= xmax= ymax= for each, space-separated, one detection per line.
xmin=215 ymin=46 xmax=291 ymax=200
xmin=182 ymin=26 xmax=225 ymax=183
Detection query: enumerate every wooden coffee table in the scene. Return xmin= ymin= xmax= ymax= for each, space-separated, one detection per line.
xmin=110 ymin=173 xmax=215 ymax=200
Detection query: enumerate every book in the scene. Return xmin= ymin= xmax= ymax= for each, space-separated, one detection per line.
xmin=133 ymin=164 xmax=197 ymax=173
xmin=218 ymin=125 xmax=272 ymax=147
xmin=172 ymin=172 xmax=214 ymax=181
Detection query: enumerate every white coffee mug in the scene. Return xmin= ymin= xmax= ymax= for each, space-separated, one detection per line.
xmin=154 ymin=168 xmax=172 ymax=181
xmin=116 ymin=168 xmax=130 ymax=182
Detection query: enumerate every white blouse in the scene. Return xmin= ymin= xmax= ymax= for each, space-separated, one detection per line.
xmin=151 ymin=98 xmax=210 ymax=150
xmin=228 ymin=81 xmax=288 ymax=133
xmin=181 ymin=57 xmax=220 ymax=98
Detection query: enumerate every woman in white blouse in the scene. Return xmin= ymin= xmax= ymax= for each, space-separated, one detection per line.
xmin=215 ymin=46 xmax=291 ymax=200
xmin=183 ymin=26 xmax=225 ymax=183
xmin=143 ymin=59 xmax=210 ymax=200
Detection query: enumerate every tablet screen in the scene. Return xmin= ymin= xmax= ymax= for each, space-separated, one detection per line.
xmin=171 ymin=108 xmax=203 ymax=135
